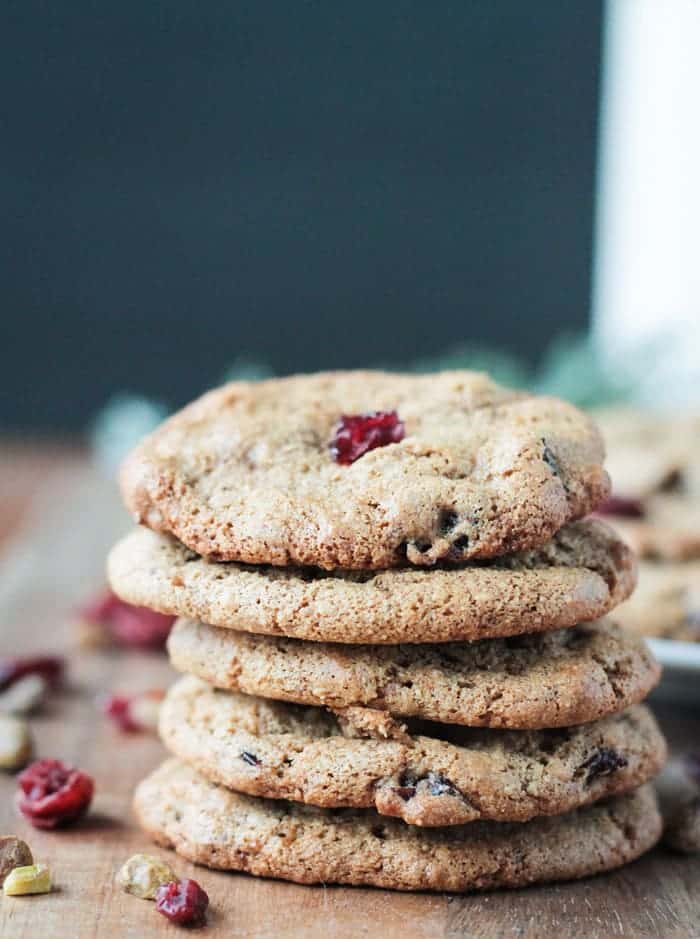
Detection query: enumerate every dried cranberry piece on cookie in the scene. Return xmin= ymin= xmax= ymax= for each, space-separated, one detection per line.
xmin=330 ymin=410 xmax=405 ymax=464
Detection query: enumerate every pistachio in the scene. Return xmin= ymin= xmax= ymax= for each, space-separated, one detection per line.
xmin=0 ymin=714 xmax=33 ymax=770
xmin=0 ymin=674 xmax=48 ymax=715
xmin=3 ymin=863 xmax=51 ymax=896
xmin=117 ymin=853 xmax=177 ymax=899
xmin=0 ymin=836 xmax=33 ymax=886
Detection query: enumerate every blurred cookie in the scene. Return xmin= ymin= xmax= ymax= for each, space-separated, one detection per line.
xmin=614 ymin=560 xmax=700 ymax=640
xmin=595 ymin=408 xmax=700 ymax=560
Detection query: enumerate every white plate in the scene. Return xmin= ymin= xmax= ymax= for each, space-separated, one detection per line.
xmin=648 ymin=638 xmax=700 ymax=671
xmin=648 ymin=638 xmax=700 ymax=704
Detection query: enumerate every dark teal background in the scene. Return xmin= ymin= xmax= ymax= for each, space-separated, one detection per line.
xmin=2 ymin=2 xmax=603 ymax=431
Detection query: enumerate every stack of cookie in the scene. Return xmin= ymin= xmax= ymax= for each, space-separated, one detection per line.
xmin=109 ymin=371 xmax=666 ymax=892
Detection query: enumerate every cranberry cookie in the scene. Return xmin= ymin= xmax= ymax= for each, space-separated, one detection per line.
xmin=159 ymin=676 xmax=665 ymax=827
xmin=120 ymin=371 xmax=610 ymax=569
xmin=166 ymin=618 xmax=660 ymax=729
xmin=134 ymin=760 xmax=661 ymax=891
xmin=108 ymin=519 xmax=634 ymax=644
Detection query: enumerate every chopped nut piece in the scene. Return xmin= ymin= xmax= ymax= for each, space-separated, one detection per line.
xmin=117 ymin=853 xmax=177 ymax=899
xmin=0 ymin=837 xmax=33 ymax=886
xmin=0 ymin=675 xmax=48 ymax=715
xmin=3 ymin=863 xmax=51 ymax=896
xmin=0 ymin=715 xmax=33 ymax=771
xmin=334 ymin=706 xmax=410 ymax=742
xmin=664 ymin=796 xmax=700 ymax=853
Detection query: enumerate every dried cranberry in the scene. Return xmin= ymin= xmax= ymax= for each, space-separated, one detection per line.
xmin=595 ymin=495 xmax=645 ymax=519
xmin=156 ymin=879 xmax=209 ymax=927
xmin=330 ymin=411 xmax=405 ymax=464
xmin=100 ymin=690 xmax=164 ymax=732
xmin=393 ymin=785 xmax=417 ymax=801
xmin=16 ymin=758 xmax=94 ymax=829
xmin=579 ymin=747 xmax=628 ymax=785
xmin=100 ymin=693 xmax=136 ymax=731
xmin=78 ymin=590 xmax=175 ymax=648
xmin=0 ymin=656 xmax=64 ymax=692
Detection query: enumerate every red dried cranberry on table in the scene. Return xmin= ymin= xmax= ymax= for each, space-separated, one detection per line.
xmin=0 ymin=656 xmax=64 ymax=692
xmin=330 ymin=411 xmax=405 ymax=465
xmin=100 ymin=689 xmax=164 ymax=733
xmin=16 ymin=758 xmax=94 ymax=829
xmin=155 ymin=878 xmax=209 ymax=927
xmin=78 ymin=589 xmax=175 ymax=648
xmin=594 ymin=495 xmax=645 ymax=518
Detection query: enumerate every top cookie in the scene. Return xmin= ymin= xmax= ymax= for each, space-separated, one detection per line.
xmin=120 ymin=371 xmax=609 ymax=569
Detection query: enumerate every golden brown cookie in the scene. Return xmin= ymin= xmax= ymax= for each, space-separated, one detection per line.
xmin=134 ymin=760 xmax=662 ymax=891
xmin=166 ymin=618 xmax=660 ymax=729
xmin=159 ymin=676 xmax=666 ymax=827
xmin=120 ymin=371 xmax=609 ymax=569
xmin=108 ymin=520 xmax=634 ymax=644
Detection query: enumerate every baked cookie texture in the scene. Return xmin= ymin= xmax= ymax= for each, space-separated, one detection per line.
xmin=159 ymin=676 xmax=666 ymax=827
xmin=134 ymin=760 xmax=662 ymax=892
xmin=613 ymin=560 xmax=700 ymax=641
xmin=166 ymin=618 xmax=661 ymax=729
xmin=120 ymin=371 xmax=610 ymax=570
xmin=108 ymin=520 xmax=635 ymax=644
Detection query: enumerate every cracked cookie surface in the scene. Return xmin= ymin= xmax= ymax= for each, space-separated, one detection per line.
xmin=120 ymin=371 xmax=609 ymax=570
xmin=134 ymin=760 xmax=661 ymax=891
xmin=159 ymin=676 xmax=666 ymax=827
xmin=108 ymin=519 xmax=634 ymax=643
xmin=166 ymin=618 xmax=660 ymax=729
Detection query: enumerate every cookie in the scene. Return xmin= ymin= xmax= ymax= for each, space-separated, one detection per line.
xmin=134 ymin=760 xmax=661 ymax=891
xmin=167 ymin=618 xmax=660 ymax=729
xmin=594 ymin=408 xmax=700 ymax=500
xmin=595 ymin=408 xmax=700 ymax=560
xmin=159 ymin=676 xmax=666 ymax=827
xmin=120 ymin=371 xmax=610 ymax=569
xmin=600 ymin=499 xmax=700 ymax=562
xmin=613 ymin=560 xmax=700 ymax=641
xmin=108 ymin=519 xmax=635 ymax=644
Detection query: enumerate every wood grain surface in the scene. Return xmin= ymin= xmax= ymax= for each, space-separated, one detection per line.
xmin=0 ymin=446 xmax=699 ymax=939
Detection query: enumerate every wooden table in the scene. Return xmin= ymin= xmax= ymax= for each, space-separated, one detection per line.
xmin=0 ymin=443 xmax=699 ymax=939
